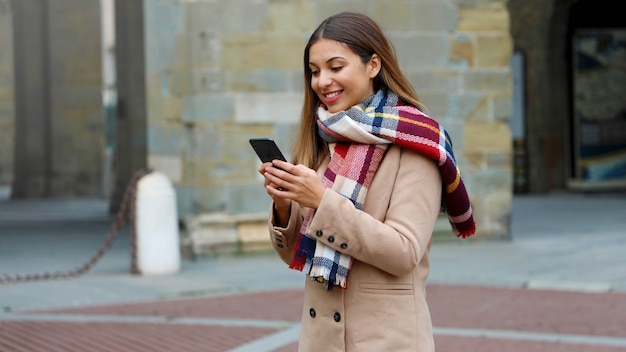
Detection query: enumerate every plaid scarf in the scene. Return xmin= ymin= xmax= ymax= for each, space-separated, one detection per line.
xmin=288 ymin=90 xmax=476 ymax=290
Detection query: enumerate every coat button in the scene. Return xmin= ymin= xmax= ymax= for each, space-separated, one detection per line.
xmin=328 ymin=236 xmax=335 ymax=243
xmin=340 ymin=243 xmax=347 ymax=249
xmin=309 ymin=308 xmax=316 ymax=318
xmin=334 ymin=312 xmax=341 ymax=322
xmin=316 ymin=230 xmax=323 ymax=237
xmin=277 ymin=243 xmax=284 ymax=248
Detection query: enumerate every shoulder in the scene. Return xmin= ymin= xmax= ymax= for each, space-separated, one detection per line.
xmin=386 ymin=144 xmax=438 ymax=170
xmin=374 ymin=145 xmax=441 ymax=186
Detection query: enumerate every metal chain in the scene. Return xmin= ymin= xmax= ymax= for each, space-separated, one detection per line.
xmin=0 ymin=168 xmax=153 ymax=284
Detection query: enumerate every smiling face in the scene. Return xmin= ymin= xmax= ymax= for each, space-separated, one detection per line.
xmin=308 ymin=39 xmax=381 ymax=113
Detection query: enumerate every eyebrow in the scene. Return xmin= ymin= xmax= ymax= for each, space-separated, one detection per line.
xmin=309 ymin=56 xmax=345 ymax=66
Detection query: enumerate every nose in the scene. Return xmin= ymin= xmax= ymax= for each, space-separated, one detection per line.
xmin=317 ymin=70 xmax=332 ymax=89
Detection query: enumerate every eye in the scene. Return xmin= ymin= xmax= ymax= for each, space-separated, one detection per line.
xmin=331 ymin=66 xmax=343 ymax=72
xmin=310 ymin=69 xmax=320 ymax=77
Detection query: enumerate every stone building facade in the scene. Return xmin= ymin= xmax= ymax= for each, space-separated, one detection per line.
xmin=138 ymin=0 xmax=514 ymax=254
xmin=12 ymin=0 xmax=611 ymax=256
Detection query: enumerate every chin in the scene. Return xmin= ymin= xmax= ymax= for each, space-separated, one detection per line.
xmin=327 ymin=104 xmax=348 ymax=114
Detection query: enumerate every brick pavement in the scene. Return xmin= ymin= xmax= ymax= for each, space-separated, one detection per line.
xmin=2 ymin=284 xmax=626 ymax=352
xmin=1 ymin=193 xmax=625 ymax=351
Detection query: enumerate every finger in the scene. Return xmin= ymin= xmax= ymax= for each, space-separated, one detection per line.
xmin=272 ymin=159 xmax=292 ymax=172
xmin=258 ymin=162 xmax=273 ymax=175
xmin=264 ymin=172 xmax=287 ymax=190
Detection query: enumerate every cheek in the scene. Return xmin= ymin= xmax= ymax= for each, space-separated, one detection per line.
xmin=310 ymin=77 xmax=319 ymax=91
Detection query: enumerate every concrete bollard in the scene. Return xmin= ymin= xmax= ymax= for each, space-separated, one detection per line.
xmin=135 ymin=171 xmax=181 ymax=275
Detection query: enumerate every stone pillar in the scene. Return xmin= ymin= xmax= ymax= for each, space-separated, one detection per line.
xmin=0 ymin=0 xmax=14 ymax=186
xmin=11 ymin=0 xmax=51 ymax=198
xmin=109 ymin=0 xmax=147 ymax=212
xmin=11 ymin=0 xmax=104 ymax=199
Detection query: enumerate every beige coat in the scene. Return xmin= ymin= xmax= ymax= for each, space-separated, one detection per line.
xmin=269 ymin=145 xmax=442 ymax=352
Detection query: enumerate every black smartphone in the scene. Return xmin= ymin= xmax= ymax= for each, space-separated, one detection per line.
xmin=249 ymin=138 xmax=287 ymax=164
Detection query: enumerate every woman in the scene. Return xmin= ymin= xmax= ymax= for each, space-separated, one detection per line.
xmin=257 ymin=11 xmax=476 ymax=352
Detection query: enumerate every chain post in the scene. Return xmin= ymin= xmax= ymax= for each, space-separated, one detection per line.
xmin=0 ymin=168 xmax=153 ymax=284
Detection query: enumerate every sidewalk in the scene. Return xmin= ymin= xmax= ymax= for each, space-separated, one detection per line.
xmin=0 ymin=191 xmax=625 ymax=351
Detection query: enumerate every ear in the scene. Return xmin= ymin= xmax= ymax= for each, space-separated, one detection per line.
xmin=368 ymin=53 xmax=382 ymax=78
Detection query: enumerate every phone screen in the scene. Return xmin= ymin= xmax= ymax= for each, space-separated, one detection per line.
xmin=249 ymin=138 xmax=287 ymax=163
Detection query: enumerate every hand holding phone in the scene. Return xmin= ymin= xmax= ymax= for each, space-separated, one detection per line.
xmin=249 ymin=138 xmax=287 ymax=164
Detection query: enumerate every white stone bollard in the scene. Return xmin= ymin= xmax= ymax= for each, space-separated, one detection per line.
xmin=135 ymin=171 xmax=181 ymax=275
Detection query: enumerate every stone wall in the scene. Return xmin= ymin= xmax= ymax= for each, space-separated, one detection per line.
xmin=140 ymin=0 xmax=514 ymax=255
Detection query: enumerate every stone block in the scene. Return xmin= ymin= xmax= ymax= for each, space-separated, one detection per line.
xmin=465 ymin=150 xmax=486 ymax=170
xmin=486 ymin=150 xmax=513 ymax=169
xmin=484 ymin=191 xmax=513 ymax=239
xmin=181 ymin=93 xmax=235 ymax=123
xmin=193 ymin=184 xmax=232 ymax=212
xmin=267 ymin=0 xmax=317 ymax=34
xmin=493 ymin=91 xmax=513 ymax=121
xmin=289 ymin=69 xmax=306 ymax=92
xmin=458 ymin=7 xmax=509 ymax=32
xmin=147 ymin=33 xmax=189 ymax=74
xmin=145 ymin=0 xmax=185 ymax=35
xmin=149 ymin=95 xmax=182 ymax=122
xmin=467 ymin=168 xmax=513 ymax=194
xmin=268 ymin=0 xmax=315 ymax=33
xmin=465 ymin=121 xmax=511 ymax=151
xmin=221 ymin=33 xmax=303 ymax=70
xmin=465 ymin=95 xmax=491 ymax=122
xmin=230 ymin=183 xmax=272 ymax=215
xmin=185 ymin=0 xmax=222 ymax=34
xmin=175 ymin=186 xmax=195 ymax=216
xmin=375 ymin=0 xmax=458 ymax=32
xmin=185 ymin=128 xmax=223 ymax=159
xmin=315 ymin=1 xmax=373 ymax=23
xmin=237 ymin=214 xmax=272 ymax=252
xmin=148 ymin=126 xmax=186 ymax=155
xmin=464 ymin=69 xmax=512 ymax=92
xmin=148 ymin=155 xmax=183 ymax=184
xmin=450 ymin=33 xmax=475 ymax=68
xmin=221 ymin=1 xmax=270 ymax=33
xmin=476 ymin=33 xmax=513 ymax=68
xmin=451 ymin=93 xmax=485 ymax=121
xmin=410 ymin=69 xmax=462 ymax=94
xmin=389 ymin=33 xmax=450 ymax=69
xmin=416 ymin=92 xmax=448 ymax=118
xmin=191 ymin=68 xmax=224 ymax=93
xmin=437 ymin=117 xmax=466 ymax=149
xmin=372 ymin=0 xmax=416 ymax=31
xmin=181 ymin=213 xmax=239 ymax=256
xmin=180 ymin=211 xmax=273 ymax=256
xmin=228 ymin=69 xmax=290 ymax=92
xmin=156 ymin=70 xmax=190 ymax=97
xmin=414 ymin=1 xmax=458 ymax=32
xmin=187 ymin=30 xmax=220 ymax=68
xmin=233 ymin=92 xmax=303 ymax=124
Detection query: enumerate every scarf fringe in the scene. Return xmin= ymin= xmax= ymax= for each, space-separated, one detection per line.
xmin=455 ymin=223 xmax=477 ymax=239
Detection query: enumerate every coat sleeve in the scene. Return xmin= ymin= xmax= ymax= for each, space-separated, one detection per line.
xmin=268 ymin=200 xmax=304 ymax=265
xmin=306 ymin=148 xmax=442 ymax=277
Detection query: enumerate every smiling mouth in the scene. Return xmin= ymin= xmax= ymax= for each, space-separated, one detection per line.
xmin=323 ymin=91 xmax=342 ymax=103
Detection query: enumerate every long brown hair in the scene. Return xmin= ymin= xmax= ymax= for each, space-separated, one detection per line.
xmin=291 ymin=11 xmax=425 ymax=168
